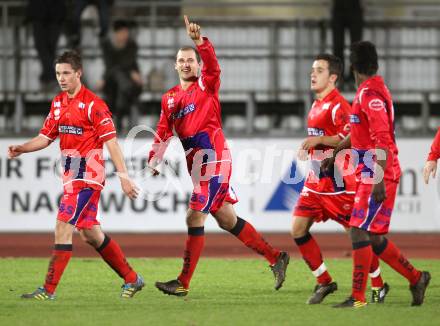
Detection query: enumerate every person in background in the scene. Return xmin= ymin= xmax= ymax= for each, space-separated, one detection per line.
xmin=98 ymin=19 xmax=143 ymax=132
xmin=26 ymin=0 xmax=66 ymax=90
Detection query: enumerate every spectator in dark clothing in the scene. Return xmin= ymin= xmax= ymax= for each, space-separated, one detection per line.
xmin=331 ymin=0 xmax=364 ymax=88
xmin=67 ymin=0 xmax=114 ymax=50
xmin=26 ymin=0 xmax=66 ymax=88
xmin=98 ymin=20 xmax=143 ymax=131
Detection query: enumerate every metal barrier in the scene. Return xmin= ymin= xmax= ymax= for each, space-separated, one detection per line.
xmin=1 ymin=1 xmax=440 ymax=135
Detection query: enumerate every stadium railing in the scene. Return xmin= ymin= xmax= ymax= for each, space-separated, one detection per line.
xmin=0 ymin=0 xmax=439 ymax=136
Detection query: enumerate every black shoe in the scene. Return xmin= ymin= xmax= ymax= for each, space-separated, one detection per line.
xmin=371 ymin=283 xmax=390 ymax=303
xmin=333 ymin=296 xmax=367 ymax=308
xmin=155 ymin=279 xmax=189 ymax=297
xmin=410 ymin=271 xmax=431 ymax=306
xmin=271 ymin=251 xmax=290 ymax=290
xmin=307 ymin=282 xmax=338 ymax=304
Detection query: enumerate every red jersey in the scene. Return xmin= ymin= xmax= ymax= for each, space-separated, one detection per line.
xmin=350 ymin=76 xmax=401 ymax=182
xmin=148 ymin=38 xmax=231 ymax=176
xmin=39 ymin=85 xmax=116 ymax=191
xmin=304 ymin=88 xmax=355 ymax=194
xmin=427 ymin=127 xmax=440 ymax=161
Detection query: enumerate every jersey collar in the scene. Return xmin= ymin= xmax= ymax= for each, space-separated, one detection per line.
xmin=62 ymin=84 xmax=85 ymax=106
xmin=316 ymin=88 xmax=339 ymax=104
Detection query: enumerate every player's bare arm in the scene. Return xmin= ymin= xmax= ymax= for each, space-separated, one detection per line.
xmin=372 ymin=146 xmax=388 ymax=202
xmin=320 ymin=134 xmax=351 ymax=172
xmin=184 ymin=15 xmax=203 ymax=46
xmin=105 ymin=138 xmax=139 ymax=199
xmin=8 ymin=135 xmax=51 ymax=159
xmin=423 ymin=160 xmax=437 ymax=185
xmin=301 ymin=135 xmax=342 ymax=151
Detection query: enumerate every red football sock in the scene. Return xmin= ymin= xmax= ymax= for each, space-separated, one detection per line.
xmin=44 ymin=244 xmax=72 ymax=294
xmin=97 ymin=235 xmax=137 ymax=284
xmin=374 ymin=238 xmax=421 ymax=286
xmin=352 ymin=241 xmax=373 ymax=303
xmin=294 ymin=233 xmax=332 ymax=285
xmin=369 ymin=254 xmax=384 ymax=288
xmin=230 ymin=217 xmax=280 ymax=265
xmin=178 ymin=227 xmax=205 ymax=289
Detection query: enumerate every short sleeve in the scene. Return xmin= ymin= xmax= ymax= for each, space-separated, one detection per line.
xmin=361 ymin=90 xmax=393 ymax=147
xmin=332 ymin=102 xmax=351 ymax=139
xmin=89 ymin=99 xmax=116 ymax=142
xmin=39 ymin=99 xmax=60 ymax=141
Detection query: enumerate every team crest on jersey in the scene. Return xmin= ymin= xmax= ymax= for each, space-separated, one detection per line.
xmin=54 ymin=101 xmax=61 ymax=108
xmin=78 ymin=102 xmax=86 ymax=109
xmin=350 ymin=114 xmax=360 ymax=124
xmin=322 ymin=103 xmax=331 ymax=110
xmin=54 ymin=108 xmax=61 ymax=121
xmin=368 ymin=99 xmax=385 ymax=111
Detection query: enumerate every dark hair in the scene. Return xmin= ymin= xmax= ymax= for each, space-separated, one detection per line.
xmin=314 ymin=53 xmax=343 ymax=83
xmin=113 ymin=19 xmax=130 ymax=31
xmin=350 ymin=41 xmax=379 ymax=76
xmin=54 ymin=50 xmax=82 ymax=71
xmin=176 ymin=46 xmax=201 ymax=63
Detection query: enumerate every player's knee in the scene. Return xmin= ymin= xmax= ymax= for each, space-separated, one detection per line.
xmin=291 ymin=217 xmax=308 ymax=238
xmin=349 ymin=227 xmax=370 ymax=243
xmin=216 ymin=217 xmax=235 ymax=231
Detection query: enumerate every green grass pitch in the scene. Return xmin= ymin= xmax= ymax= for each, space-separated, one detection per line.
xmin=0 ymin=258 xmax=439 ymax=325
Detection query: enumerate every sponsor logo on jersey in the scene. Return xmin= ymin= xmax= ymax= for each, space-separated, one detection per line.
xmin=350 ymin=114 xmax=360 ymax=123
xmin=172 ymin=103 xmax=196 ymax=120
xmin=307 ymin=127 xmax=324 ymax=136
xmin=368 ymin=99 xmax=385 ymax=111
xmin=59 ymin=125 xmax=83 ymax=135
xmin=167 ymin=97 xmax=175 ymax=109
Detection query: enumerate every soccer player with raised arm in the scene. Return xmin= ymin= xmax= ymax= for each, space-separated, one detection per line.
xmin=8 ymin=51 xmax=144 ymax=300
xmin=292 ymin=54 xmax=387 ymax=305
xmin=149 ymin=16 xmax=289 ymax=296
xmin=423 ymin=127 xmax=440 ymax=184
xmin=325 ymin=41 xmax=430 ymax=308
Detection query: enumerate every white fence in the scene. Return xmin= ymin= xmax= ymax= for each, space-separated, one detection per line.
xmin=0 ymin=137 xmax=438 ymax=232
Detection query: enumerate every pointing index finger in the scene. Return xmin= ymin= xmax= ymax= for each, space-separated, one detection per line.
xmin=184 ymin=15 xmax=190 ymax=29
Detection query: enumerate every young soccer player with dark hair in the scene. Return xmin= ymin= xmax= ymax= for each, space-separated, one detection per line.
xmin=323 ymin=41 xmax=430 ymax=308
xmin=292 ymin=53 xmax=388 ymax=305
xmin=8 ymin=51 xmax=144 ymax=300
xmin=148 ymin=16 xmax=289 ymax=297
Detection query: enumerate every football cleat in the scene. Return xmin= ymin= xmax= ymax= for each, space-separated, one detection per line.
xmin=333 ymin=296 xmax=367 ymax=309
xmin=121 ymin=274 xmax=145 ymax=298
xmin=271 ymin=251 xmax=290 ymax=290
xmin=371 ymin=283 xmax=390 ymax=303
xmin=21 ymin=287 xmax=55 ymax=301
xmin=155 ymin=279 xmax=189 ymax=297
xmin=307 ymin=282 xmax=338 ymax=304
xmin=410 ymin=271 xmax=431 ymax=306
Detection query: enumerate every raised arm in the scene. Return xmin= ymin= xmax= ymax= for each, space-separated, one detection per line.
xmin=184 ymin=15 xmax=220 ymax=93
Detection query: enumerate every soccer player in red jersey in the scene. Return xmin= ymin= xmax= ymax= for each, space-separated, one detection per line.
xmin=324 ymin=41 xmax=430 ymax=308
xmin=8 ymin=51 xmax=144 ymax=300
xmin=423 ymin=127 xmax=440 ymax=184
xmin=292 ymin=54 xmax=387 ymax=304
xmin=149 ymin=16 xmax=289 ymax=296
